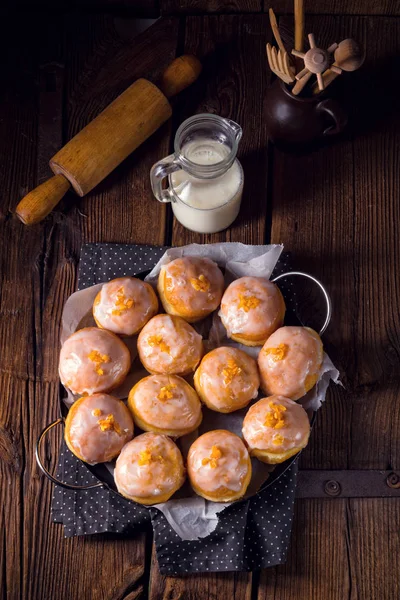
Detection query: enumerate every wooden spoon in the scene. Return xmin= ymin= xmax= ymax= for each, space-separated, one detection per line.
xmin=312 ymin=39 xmax=365 ymax=94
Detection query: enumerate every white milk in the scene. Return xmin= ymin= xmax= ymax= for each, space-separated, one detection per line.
xmin=170 ymin=139 xmax=243 ymax=234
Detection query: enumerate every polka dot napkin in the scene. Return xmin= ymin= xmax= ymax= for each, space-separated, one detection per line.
xmin=51 ymin=242 xmax=299 ymax=574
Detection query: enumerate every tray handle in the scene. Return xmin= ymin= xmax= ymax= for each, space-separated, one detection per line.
xmin=271 ymin=270 xmax=332 ymax=335
xmin=36 ymin=418 xmax=104 ymax=490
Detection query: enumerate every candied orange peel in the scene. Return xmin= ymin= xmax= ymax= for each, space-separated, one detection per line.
xmin=202 ymin=445 xmax=222 ymax=469
xmin=264 ymin=401 xmax=287 ymax=430
xmin=111 ymin=287 xmax=134 ymax=316
xmin=264 ymin=343 xmax=288 ymax=362
xmin=190 ymin=274 xmax=210 ymax=292
xmin=272 ymin=433 xmax=284 ymax=446
xmin=92 ymin=408 xmax=102 ymax=417
xmin=222 ymin=358 xmax=242 ymax=385
xmin=158 ymin=384 xmax=177 ymax=401
xmin=138 ymin=449 xmax=152 ymax=466
xmin=98 ymin=413 xmax=122 ymax=435
xmin=88 ymin=350 xmax=111 ymax=375
xmin=147 ymin=335 xmax=170 ymax=354
xmin=237 ymin=294 xmax=261 ymax=312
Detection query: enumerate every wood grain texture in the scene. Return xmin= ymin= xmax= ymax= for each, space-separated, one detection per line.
xmin=170 ymin=14 xmax=273 ymax=246
xmin=161 ymin=0 xmax=260 ymax=14
xmin=258 ymin=499 xmax=352 ymax=600
xmin=263 ymin=0 xmax=400 ymax=15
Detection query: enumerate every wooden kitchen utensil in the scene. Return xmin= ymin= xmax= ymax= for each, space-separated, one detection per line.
xmin=293 ymin=0 xmax=305 ymax=71
xmin=292 ymin=33 xmax=339 ymax=94
xmin=15 ymin=55 xmax=202 ymax=225
xmin=269 ymin=8 xmax=287 ymax=54
xmin=266 ymin=43 xmax=295 ymax=84
xmin=311 ymin=39 xmax=365 ymax=94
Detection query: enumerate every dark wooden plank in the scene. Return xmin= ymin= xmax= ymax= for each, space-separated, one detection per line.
xmin=1 ymin=12 xmax=178 ymax=600
xmin=169 ymin=14 xmax=273 ymax=247
xmin=258 ymin=499 xmax=352 ymax=600
xmin=263 ymin=0 xmax=400 ymax=15
xmin=262 ymin=13 xmax=400 ymax=600
xmin=161 ymin=0 xmax=400 ymax=15
xmin=161 ymin=0 xmax=260 ymax=14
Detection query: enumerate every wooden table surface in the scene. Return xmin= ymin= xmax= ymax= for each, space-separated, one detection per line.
xmin=1 ymin=1 xmax=400 ymax=598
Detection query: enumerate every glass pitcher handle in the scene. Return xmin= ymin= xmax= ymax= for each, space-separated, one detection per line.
xmin=150 ymin=155 xmax=181 ymax=203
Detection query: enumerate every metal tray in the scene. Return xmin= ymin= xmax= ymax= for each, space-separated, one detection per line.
xmin=36 ymin=269 xmax=331 ymax=501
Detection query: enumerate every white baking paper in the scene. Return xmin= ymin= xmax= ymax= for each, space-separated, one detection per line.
xmin=60 ymin=242 xmax=340 ymax=541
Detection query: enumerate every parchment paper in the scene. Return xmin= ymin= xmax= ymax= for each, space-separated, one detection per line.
xmin=60 ymin=242 xmax=340 ymax=540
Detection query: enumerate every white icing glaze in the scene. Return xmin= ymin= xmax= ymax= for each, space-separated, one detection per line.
xmin=59 ymin=327 xmax=131 ymax=395
xmin=242 ymin=395 xmax=310 ymax=453
xmin=137 ymin=314 xmax=203 ymax=375
xmin=196 ymin=346 xmax=260 ymax=411
xmin=67 ymin=394 xmax=134 ymax=464
xmin=160 ymin=257 xmax=224 ymax=317
xmin=114 ymin=432 xmax=184 ymax=500
xmin=187 ymin=430 xmax=250 ymax=493
xmin=130 ymin=374 xmax=201 ymax=432
xmin=93 ymin=277 xmax=157 ymax=336
xmin=219 ymin=277 xmax=285 ymax=338
xmin=258 ymin=326 xmax=323 ymax=400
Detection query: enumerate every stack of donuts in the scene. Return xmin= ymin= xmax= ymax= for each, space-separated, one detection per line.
xmin=59 ymin=256 xmax=324 ymax=505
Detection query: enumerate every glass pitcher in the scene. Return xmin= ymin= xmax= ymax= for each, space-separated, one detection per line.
xmin=150 ymin=114 xmax=243 ymax=234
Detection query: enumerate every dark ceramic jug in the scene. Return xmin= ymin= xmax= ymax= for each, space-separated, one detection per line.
xmin=265 ymin=79 xmax=348 ymax=150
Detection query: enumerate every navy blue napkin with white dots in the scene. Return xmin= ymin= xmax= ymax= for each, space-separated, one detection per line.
xmin=51 ymin=243 xmax=298 ymax=574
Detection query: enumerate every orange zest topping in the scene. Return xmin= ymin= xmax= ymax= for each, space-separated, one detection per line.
xmin=202 ymin=445 xmax=222 ymax=469
xmin=147 ymin=335 xmax=170 ymax=354
xmin=222 ymin=358 xmax=242 ymax=385
xmin=138 ymin=449 xmax=152 ymax=466
xmin=111 ymin=287 xmax=134 ymax=316
xmin=158 ymin=384 xmax=177 ymax=401
xmin=88 ymin=350 xmax=111 ymax=375
xmin=98 ymin=413 xmax=122 ymax=435
xmin=264 ymin=343 xmax=288 ymax=362
xmin=190 ymin=274 xmax=210 ymax=292
xmin=272 ymin=433 xmax=284 ymax=446
xmin=264 ymin=401 xmax=287 ymax=430
xmin=92 ymin=408 xmax=102 ymax=417
xmin=237 ymin=294 xmax=261 ymax=312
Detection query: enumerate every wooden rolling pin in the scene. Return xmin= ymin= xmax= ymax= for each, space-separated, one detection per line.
xmin=16 ymin=55 xmax=202 ymax=225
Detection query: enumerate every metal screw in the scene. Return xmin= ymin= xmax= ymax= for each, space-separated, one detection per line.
xmin=386 ymin=472 xmax=400 ymax=489
xmin=324 ymin=480 xmax=341 ymax=496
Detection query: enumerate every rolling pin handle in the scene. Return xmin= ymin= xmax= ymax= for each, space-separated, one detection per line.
xmin=15 ymin=174 xmax=71 ymax=225
xmin=158 ymin=55 xmax=202 ymax=99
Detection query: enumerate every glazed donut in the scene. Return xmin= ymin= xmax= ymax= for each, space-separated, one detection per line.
xmin=114 ymin=432 xmax=185 ymax=504
xmin=242 ymin=395 xmax=310 ymax=464
xmin=157 ymin=256 xmax=224 ymax=322
xmin=194 ymin=346 xmax=260 ymax=413
xmin=258 ymin=326 xmax=323 ymax=400
xmin=64 ymin=393 xmax=134 ymax=464
xmin=59 ymin=327 xmax=131 ymax=395
xmin=137 ymin=314 xmax=203 ymax=376
xmin=187 ymin=429 xmax=252 ymax=502
xmin=219 ymin=276 xmax=285 ymax=346
xmin=93 ymin=277 xmax=158 ymax=336
xmin=128 ymin=374 xmax=202 ymax=437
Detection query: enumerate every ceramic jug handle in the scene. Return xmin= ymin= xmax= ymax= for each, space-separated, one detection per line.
xmin=317 ymin=98 xmax=348 ymax=136
xmin=150 ymin=155 xmax=181 ymax=203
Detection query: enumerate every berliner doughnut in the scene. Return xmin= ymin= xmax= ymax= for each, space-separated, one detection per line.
xmin=242 ymin=395 xmax=310 ymax=464
xmin=128 ymin=374 xmax=202 ymax=437
xmin=194 ymin=346 xmax=260 ymax=413
xmin=59 ymin=327 xmax=131 ymax=395
xmin=219 ymin=276 xmax=285 ymax=346
xmin=137 ymin=314 xmax=203 ymax=376
xmin=187 ymin=430 xmax=252 ymax=502
xmin=258 ymin=326 xmax=323 ymax=400
xmin=114 ymin=432 xmax=185 ymax=504
xmin=157 ymin=256 xmax=224 ymax=322
xmin=93 ymin=277 xmax=158 ymax=336
xmin=65 ymin=393 xmax=134 ymax=464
